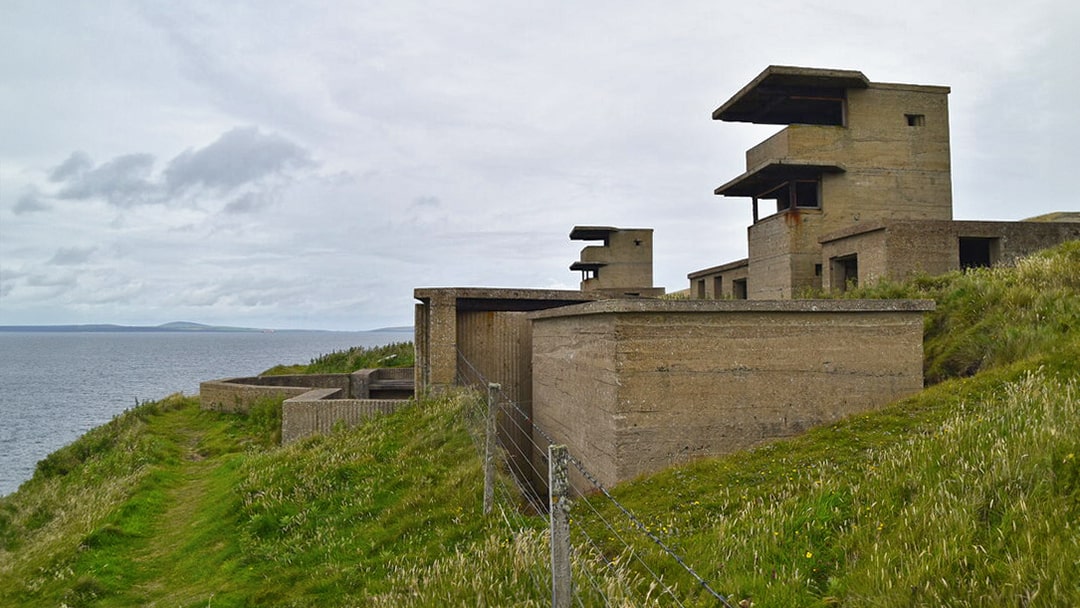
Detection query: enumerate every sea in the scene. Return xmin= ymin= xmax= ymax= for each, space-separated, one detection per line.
xmin=0 ymin=329 xmax=411 ymax=497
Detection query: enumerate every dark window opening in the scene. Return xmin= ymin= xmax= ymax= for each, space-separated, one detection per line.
xmin=760 ymin=180 xmax=821 ymax=213
xmin=959 ymin=237 xmax=997 ymax=269
xmin=831 ymin=255 xmax=858 ymax=292
xmin=732 ymin=278 xmax=748 ymax=300
xmin=814 ymin=263 xmax=822 ymax=277
xmin=695 ymin=279 xmax=706 ymax=299
xmin=579 ymin=268 xmax=599 ymax=281
xmin=906 ymin=113 xmax=926 ymax=127
xmin=712 ymin=276 xmax=723 ymax=299
xmin=780 ymin=87 xmax=847 ymax=125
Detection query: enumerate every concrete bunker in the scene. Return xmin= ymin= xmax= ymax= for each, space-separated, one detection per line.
xmin=529 ymin=298 xmax=934 ymax=492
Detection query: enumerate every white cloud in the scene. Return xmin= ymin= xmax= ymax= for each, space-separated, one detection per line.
xmin=1 ymin=0 xmax=1078 ymax=329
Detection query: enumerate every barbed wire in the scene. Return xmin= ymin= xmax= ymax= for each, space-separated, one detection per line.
xmin=569 ymin=456 xmax=734 ymax=608
xmin=455 ymin=349 xmax=733 ymax=608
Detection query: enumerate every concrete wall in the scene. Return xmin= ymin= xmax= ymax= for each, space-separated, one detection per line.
xmin=820 ymin=220 xmax=1080 ymax=288
xmin=747 ymin=210 xmax=825 ymax=298
xmin=688 ymin=259 xmax=749 ymax=299
xmin=281 ymin=390 xmax=406 ymax=444
xmin=413 ymin=288 xmax=597 ymax=393
xmin=457 ymin=310 xmax=535 ymax=485
xmin=531 ymin=299 xmax=932 ymax=490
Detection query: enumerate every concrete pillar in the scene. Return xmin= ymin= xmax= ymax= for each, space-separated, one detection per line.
xmin=427 ymin=293 xmax=459 ymax=389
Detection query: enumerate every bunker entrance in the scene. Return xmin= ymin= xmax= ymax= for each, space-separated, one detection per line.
xmin=831 ymin=254 xmax=858 ymax=292
xmin=959 ymin=237 xmax=998 ymax=269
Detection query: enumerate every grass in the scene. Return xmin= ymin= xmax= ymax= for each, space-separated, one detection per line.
xmin=262 ymin=341 xmax=415 ymax=375
xmin=1 ymin=241 xmax=1079 ymax=606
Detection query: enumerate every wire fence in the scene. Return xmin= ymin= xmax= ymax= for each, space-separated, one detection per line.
xmin=455 ymin=349 xmax=734 ymax=608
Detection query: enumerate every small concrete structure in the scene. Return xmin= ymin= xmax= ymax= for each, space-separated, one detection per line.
xmin=570 ymin=226 xmax=665 ymax=297
xmin=530 ymin=299 xmax=933 ymax=490
xmin=200 ymin=368 xmax=414 ymax=444
xmin=690 ymin=65 xmax=1080 ymax=297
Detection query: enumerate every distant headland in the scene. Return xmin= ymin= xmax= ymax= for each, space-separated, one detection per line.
xmin=0 ymin=322 xmax=414 ymax=333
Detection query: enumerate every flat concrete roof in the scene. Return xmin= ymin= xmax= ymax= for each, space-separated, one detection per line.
xmin=715 ymin=162 xmax=845 ymax=197
xmin=414 ymin=287 xmax=600 ymax=312
xmin=714 ymin=65 xmax=870 ymax=124
xmin=529 ymin=298 xmax=935 ymax=320
xmin=570 ymin=226 xmax=652 ymax=240
xmin=687 ymin=258 xmax=749 ymax=279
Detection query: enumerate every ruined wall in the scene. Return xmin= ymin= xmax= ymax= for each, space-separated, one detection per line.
xmin=531 ymin=299 xmax=931 ymax=490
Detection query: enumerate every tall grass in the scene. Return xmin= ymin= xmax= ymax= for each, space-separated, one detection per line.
xmin=262 ymin=341 xmax=415 ymax=375
xmin=820 ymin=240 xmax=1080 ymax=383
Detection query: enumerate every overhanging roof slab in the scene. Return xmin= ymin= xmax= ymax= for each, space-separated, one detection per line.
xmin=714 ymin=162 xmax=845 ymax=197
xmin=714 ymin=65 xmax=869 ymax=124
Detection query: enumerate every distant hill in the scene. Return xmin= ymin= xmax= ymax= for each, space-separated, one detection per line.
xmin=0 ymin=322 xmax=415 ymax=333
xmin=0 ymin=322 xmax=264 ymax=333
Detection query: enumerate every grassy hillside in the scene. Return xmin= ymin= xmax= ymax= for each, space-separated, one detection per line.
xmin=1 ymin=242 xmax=1078 ymax=606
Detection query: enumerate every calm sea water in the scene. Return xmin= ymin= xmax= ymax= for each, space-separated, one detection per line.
xmin=0 ymin=330 xmax=411 ymax=496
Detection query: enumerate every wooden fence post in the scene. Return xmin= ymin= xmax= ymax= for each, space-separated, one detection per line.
xmin=549 ymin=444 xmax=572 ymax=608
xmin=483 ymin=383 xmax=500 ymax=515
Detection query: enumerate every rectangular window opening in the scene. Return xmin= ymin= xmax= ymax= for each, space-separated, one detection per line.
xmin=906 ymin=113 xmax=926 ymax=127
xmin=759 ymin=179 xmax=821 ymax=214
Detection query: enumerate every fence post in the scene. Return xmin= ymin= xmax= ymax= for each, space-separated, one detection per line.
xmin=549 ymin=444 xmax=572 ymax=608
xmin=484 ymin=383 xmax=501 ymax=515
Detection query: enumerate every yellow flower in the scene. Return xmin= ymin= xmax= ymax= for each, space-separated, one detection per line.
xmin=805 ymin=551 xmax=813 ymax=559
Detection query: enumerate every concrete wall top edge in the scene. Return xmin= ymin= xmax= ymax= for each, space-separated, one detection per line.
xmin=688 ymin=258 xmax=750 ymax=279
xmin=528 ymin=298 xmax=935 ymax=319
xmin=820 ymin=219 xmax=1080 ymax=244
xmin=413 ymin=287 xmax=600 ymax=302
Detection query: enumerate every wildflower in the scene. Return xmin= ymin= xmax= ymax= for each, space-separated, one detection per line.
xmin=805 ymin=551 xmax=813 ymax=559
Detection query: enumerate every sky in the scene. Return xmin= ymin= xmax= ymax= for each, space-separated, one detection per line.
xmin=2 ymin=1 xmax=1078 ymax=330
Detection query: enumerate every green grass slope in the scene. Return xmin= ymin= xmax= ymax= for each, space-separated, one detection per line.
xmin=1 ymin=242 xmax=1078 ymax=606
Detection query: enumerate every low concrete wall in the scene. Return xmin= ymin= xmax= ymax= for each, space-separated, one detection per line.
xmin=200 ymin=379 xmax=314 ymax=413
xmin=200 ymin=370 xmax=414 ymax=413
xmin=200 ymin=370 xmax=413 ymax=443
xmin=281 ymin=389 xmax=407 ymax=444
xmin=530 ymin=299 xmax=933 ymax=490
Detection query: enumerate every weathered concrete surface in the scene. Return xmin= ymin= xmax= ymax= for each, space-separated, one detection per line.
xmin=570 ymin=226 xmax=665 ymax=297
xmin=688 ymin=258 xmax=749 ymax=299
xmin=820 ymin=219 xmax=1080 ymax=288
xmin=281 ymin=391 xmax=406 ymax=444
xmin=530 ymin=299 xmax=932 ymax=490
xmin=413 ymin=287 xmax=599 ymax=392
xmin=200 ymin=370 xmax=414 ymax=413
xmin=200 ymin=379 xmax=314 ymax=413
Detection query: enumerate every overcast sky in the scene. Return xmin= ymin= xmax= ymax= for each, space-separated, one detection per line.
xmin=1 ymin=1 xmax=1077 ymax=330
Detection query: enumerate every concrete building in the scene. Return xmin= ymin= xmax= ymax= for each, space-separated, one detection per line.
xmin=570 ymin=226 xmax=665 ymax=297
xmin=530 ymin=298 xmax=932 ymax=490
xmin=691 ymin=65 xmax=1080 ymax=297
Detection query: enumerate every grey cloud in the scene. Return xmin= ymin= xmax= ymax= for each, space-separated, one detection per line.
xmin=55 ymin=153 xmax=157 ymax=207
xmin=13 ymin=190 xmax=50 ymax=214
xmin=48 ymin=151 xmax=93 ymax=182
xmin=223 ymin=190 xmax=276 ymax=214
xmin=47 ymin=246 xmax=96 ymax=266
xmin=26 ymin=273 xmax=77 ymax=288
xmin=164 ymin=127 xmax=313 ymax=193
